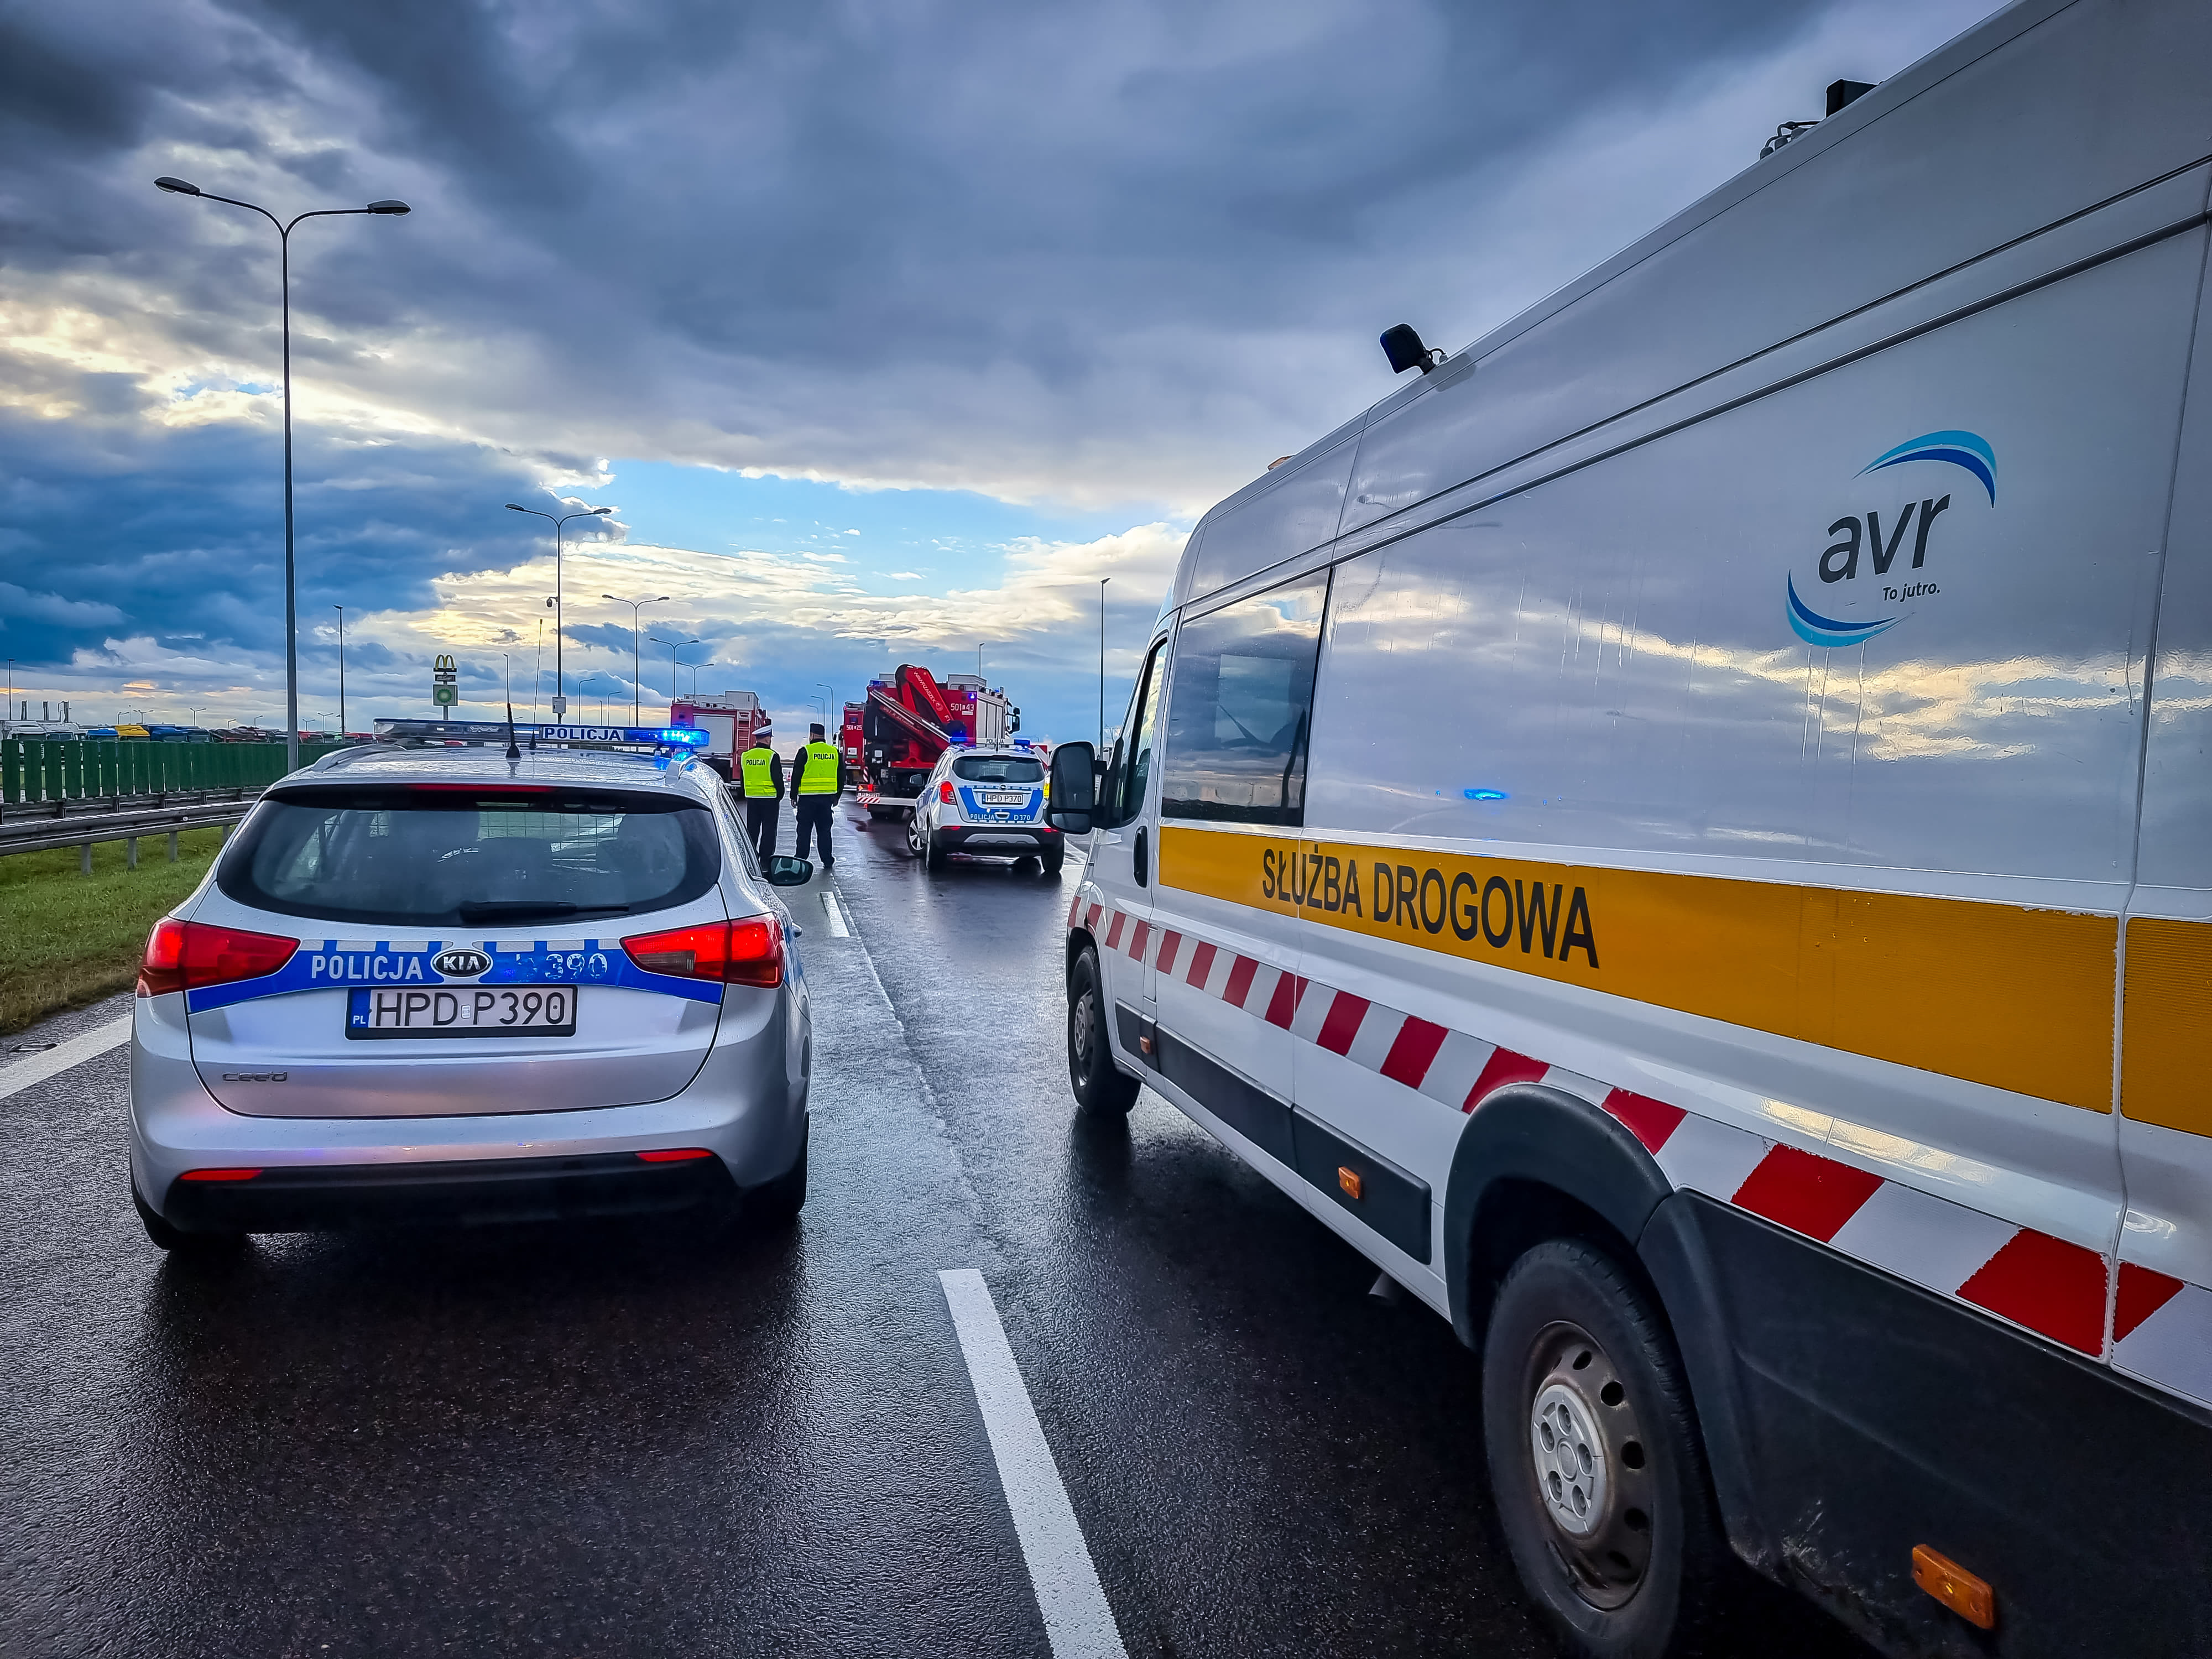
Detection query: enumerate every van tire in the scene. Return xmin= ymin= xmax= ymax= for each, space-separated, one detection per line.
xmin=1067 ymin=947 xmax=1138 ymax=1118
xmin=1483 ymin=1238 xmax=1724 ymax=1659
xmin=1040 ymin=847 xmax=1065 ymax=877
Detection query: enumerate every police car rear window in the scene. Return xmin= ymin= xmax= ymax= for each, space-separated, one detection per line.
xmin=951 ymin=756 xmax=1044 ymax=784
xmin=218 ymin=785 xmax=719 ymax=927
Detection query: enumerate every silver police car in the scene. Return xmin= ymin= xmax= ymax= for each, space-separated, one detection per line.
xmin=129 ymin=742 xmax=813 ymax=1250
xmin=904 ymin=743 xmax=1062 ymax=874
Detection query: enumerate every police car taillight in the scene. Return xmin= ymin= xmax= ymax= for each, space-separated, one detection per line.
xmin=137 ymin=918 xmax=300 ymax=998
xmin=939 ymin=781 xmax=955 ymax=804
xmin=620 ymin=916 xmax=785 ymax=988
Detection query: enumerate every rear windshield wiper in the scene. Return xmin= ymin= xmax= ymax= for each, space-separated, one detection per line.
xmin=455 ymin=901 xmax=634 ymax=922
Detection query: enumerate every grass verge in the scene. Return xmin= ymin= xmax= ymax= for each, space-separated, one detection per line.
xmin=0 ymin=827 xmax=228 ymax=1035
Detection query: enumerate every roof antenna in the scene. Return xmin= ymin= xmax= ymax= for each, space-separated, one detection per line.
xmin=505 ymin=700 xmax=521 ymax=761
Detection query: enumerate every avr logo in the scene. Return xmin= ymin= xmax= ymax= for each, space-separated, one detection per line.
xmin=1786 ymin=431 xmax=1995 ymax=648
xmin=432 ymin=948 xmax=492 ymax=979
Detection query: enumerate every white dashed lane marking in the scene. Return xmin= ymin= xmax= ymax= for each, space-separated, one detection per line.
xmin=938 ymin=1269 xmax=1128 ymax=1659
xmin=0 ymin=1015 xmax=132 ymax=1105
xmin=820 ymin=891 xmax=851 ymax=937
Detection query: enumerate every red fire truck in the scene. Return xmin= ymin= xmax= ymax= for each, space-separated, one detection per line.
xmin=841 ymin=702 xmax=864 ymax=773
xmin=668 ymin=690 xmax=770 ymax=782
xmin=854 ymin=665 xmax=1016 ymax=816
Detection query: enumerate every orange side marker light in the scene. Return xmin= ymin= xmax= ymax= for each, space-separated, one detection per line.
xmin=1337 ymin=1166 xmax=1363 ymax=1201
xmin=1912 ymin=1544 xmax=1995 ymax=1630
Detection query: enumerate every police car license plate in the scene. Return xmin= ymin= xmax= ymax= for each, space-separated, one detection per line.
xmin=346 ymin=985 xmax=578 ymax=1039
xmin=982 ymin=791 xmax=1028 ymax=805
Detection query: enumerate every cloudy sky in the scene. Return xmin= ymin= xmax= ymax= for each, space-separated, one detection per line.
xmin=2 ymin=0 xmax=1999 ymax=744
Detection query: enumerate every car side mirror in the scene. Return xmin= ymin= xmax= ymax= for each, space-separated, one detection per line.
xmin=764 ymin=855 xmax=813 ymax=886
xmin=1047 ymin=740 xmax=1096 ymax=834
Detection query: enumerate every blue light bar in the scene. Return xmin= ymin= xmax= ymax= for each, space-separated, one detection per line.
xmin=659 ymin=726 xmax=709 ymax=747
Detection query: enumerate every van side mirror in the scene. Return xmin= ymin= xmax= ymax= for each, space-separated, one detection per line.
xmin=1048 ymin=741 xmax=1096 ymax=834
xmin=764 ymin=855 xmax=813 ymax=886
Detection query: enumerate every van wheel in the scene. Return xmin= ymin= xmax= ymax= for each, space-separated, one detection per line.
xmin=133 ymin=1185 xmax=244 ymax=1254
xmin=1040 ymin=847 xmax=1065 ymax=877
xmin=1483 ymin=1239 xmax=1724 ymax=1659
xmin=1067 ymin=947 xmax=1138 ymax=1117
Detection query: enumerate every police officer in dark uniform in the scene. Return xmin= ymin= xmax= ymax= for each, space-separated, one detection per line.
xmin=791 ymin=722 xmax=844 ymax=869
xmin=737 ymin=731 xmax=784 ymax=865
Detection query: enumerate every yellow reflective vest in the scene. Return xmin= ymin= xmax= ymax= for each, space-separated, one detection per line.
xmin=796 ymin=740 xmax=841 ymax=795
xmin=739 ymin=747 xmax=778 ymax=798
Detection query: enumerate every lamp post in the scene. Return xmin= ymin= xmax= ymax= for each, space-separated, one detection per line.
xmin=331 ymin=604 xmax=347 ymax=737
xmin=154 ymin=176 xmax=409 ymax=774
xmin=604 ymin=593 xmax=668 ymax=724
xmin=505 ymin=503 xmax=612 ymax=718
xmin=649 ymin=634 xmax=700 ymax=710
xmin=1098 ymin=576 xmax=1110 ymax=749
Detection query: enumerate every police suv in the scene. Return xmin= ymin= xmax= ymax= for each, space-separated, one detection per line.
xmin=1046 ymin=1 xmax=2212 ymax=1651
xmin=906 ymin=743 xmax=1063 ymax=875
xmin=131 ymin=740 xmax=815 ymax=1246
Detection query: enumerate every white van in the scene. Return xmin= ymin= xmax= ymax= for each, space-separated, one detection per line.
xmin=1047 ymin=2 xmax=2212 ymax=1652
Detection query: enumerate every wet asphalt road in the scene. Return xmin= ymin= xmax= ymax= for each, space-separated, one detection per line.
xmin=0 ymin=800 xmax=1868 ymax=1657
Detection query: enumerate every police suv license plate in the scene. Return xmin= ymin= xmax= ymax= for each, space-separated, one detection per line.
xmin=982 ymin=790 xmax=1028 ymax=805
xmin=346 ymin=985 xmax=578 ymax=1039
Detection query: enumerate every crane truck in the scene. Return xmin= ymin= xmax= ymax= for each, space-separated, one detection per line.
xmin=854 ymin=665 xmax=1018 ymax=817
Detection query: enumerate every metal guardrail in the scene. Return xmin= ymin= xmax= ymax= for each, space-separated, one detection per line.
xmin=0 ymin=789 xmax=263 ymax=867
xmin=2 ymin=739 xmax=348 ymax=806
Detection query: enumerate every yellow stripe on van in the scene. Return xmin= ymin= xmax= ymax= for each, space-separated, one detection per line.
xmin=2122 ymin=917 xmax=2212 ymax=1135
xmin=1158 ymin=825 xmax=2116 ymax=1113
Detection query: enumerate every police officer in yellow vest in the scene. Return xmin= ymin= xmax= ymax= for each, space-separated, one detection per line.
xmin=791 ymin=723 xmax=844 ymax=869
xmin=738 ymin=732 xmax=784 ymax=865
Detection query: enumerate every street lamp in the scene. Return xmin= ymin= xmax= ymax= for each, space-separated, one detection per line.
xmin=816 ymin=681 xmax=835 ymax=738
xmin=1098 ymin=576 xmax=1110 ymax=749
xmin=332 ymin=604 xmax=347 ymax=737
xmin=505 ymin=502 xmax=612 ymax=718
xmin=649 ymin=634 xmax=700 ymax=709
xmin=154 ymin=175 xmax=409 ymax=774
xmin=604 ymin=593 xmax=669 ymax=724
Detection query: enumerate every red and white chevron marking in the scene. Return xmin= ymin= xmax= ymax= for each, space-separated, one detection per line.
xmin=1071 ymin=896 xmax=2205 ymax=1381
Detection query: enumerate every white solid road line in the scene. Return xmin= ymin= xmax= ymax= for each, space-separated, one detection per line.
xmin=0 ymin=1014 xmax=132 ymax=1105
xmin=938 ymin=1269 xmax=1129 ymax=1659
xmin=820 ymin=890 xmax=851 ymax=938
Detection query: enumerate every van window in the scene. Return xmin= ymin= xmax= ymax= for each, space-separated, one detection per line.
xmin=1103 ymin=639 xmax=1167 ymax=827
xmin=1160 ymin=571 xmax=1327 ymax=826
xmin=220 ymin=784 xmax=721 ymax=926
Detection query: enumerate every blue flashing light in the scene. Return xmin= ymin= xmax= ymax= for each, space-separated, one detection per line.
xmin=1464 ymin=788 xmax=1509 ymax=801
xmin=659 ymin=726 xmax=709 ymax=747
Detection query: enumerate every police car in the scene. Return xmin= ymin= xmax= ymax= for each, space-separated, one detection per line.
xmin=129 ymin=740 xmax=815 ymax=1248
xmin=905 ymin=743 xmax=1062 ymax=874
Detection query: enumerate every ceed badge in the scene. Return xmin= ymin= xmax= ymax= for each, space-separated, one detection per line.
xmin=432 ymin=948 xmax=493 ymax=979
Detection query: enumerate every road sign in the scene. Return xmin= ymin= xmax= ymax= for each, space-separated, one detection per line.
xmin=432 ymin=654 xmax=458 ymax=708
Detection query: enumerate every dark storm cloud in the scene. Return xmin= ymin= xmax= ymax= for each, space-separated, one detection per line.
xmin=0 ymin=399 xmax=544 ymax=672
xmin=1 ymin=0 xmax=1986 ymax=723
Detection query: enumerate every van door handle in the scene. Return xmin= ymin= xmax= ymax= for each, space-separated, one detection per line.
xmin=1134 ymin=826 xmax=1149 ymax=887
